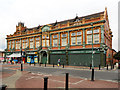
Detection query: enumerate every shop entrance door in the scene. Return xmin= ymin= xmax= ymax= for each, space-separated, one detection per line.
xmin=41 ymin=51 xmax=47 ymax=64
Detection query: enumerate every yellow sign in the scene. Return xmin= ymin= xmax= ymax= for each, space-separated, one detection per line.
xmin=27 ymin=57 xmax=30 ymax=63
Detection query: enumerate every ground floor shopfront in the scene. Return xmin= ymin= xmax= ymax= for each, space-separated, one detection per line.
xmin=48 ymin=49 xmax=106 ymax=67
xmin=5 ymin=48 xmax=106 ymax=67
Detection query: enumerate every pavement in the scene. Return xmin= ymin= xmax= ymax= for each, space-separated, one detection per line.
xmin=1 ymin=63 xmax=119 ymax=89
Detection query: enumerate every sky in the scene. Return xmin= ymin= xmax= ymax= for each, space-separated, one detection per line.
xmin=0 ymin=0 xmax=119 ymax=51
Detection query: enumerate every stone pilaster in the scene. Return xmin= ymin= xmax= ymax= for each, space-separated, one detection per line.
xmin=27 ymin=37 xmax=29 ymax=49
xmin=83 ymin=28 xmax=85 ymax=48
xmin=20 ymin=38 xmax=22 ymax=50
xmin=101 ymin=25 xmax=104 ymax=46
xmin=58 ymin=32 xmax=61 ymax=49
xmin=33 ymin=36 xmax=35 ymax=50
xmin=67 ymin=31 xmax=70 ymax=48
xmin=50 ymin=34 xmax=52 ymax=49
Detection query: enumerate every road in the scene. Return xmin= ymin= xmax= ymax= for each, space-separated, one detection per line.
xmin=2 ymin=64 xmax=118 ymax=82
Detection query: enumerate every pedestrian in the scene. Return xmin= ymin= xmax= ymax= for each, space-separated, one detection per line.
xmin=58 ymin=59 xmax=60 ymax=66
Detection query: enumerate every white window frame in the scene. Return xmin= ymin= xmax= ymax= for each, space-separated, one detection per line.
xmin=30 ymin=42 xmax=33 ymax=48
xmin=42 ymin=40 xmax=45 ymax=47
xmin=53 ymin=39 xmax=58 ymax=47
xmin=94 ymin=29 xmax=99 ymax=33
xmin=77 ymin=36 xmax=82 ymax=45
xmin=62 ymin=34 xmax=67 ymax=37
xmin=87 ymin=30 xmax=92 ymax=34
xmin=71 ymin=32 xmax=76 ymax=36
xmin=36 ymin=41 xmax=40 ymax=48
xmin=87 ymin=35 xmax=92 ymax=44
xmin=46 ymin=40 xmax=49 ymax=47
xmin=94 ymin=34 xmax=99 ymax=43
xmin=77 ymin=32 xmax=81 ymax=35
xmin=62 ymin=38 xmax=67 ymax=46
xmin=71 ymin=37 xmax=76 ymax=45
xmin=53 ymin=35 xmax=57 ymax=38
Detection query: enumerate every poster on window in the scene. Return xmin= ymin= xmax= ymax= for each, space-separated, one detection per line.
xmin=34 ymin=56 xmax=38 ymax=63
xmin=27 ymin=56 xmax=30 ymax=63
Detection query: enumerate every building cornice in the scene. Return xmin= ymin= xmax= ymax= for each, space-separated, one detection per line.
xmin=6 ymin=20 xmax=105 ymax=39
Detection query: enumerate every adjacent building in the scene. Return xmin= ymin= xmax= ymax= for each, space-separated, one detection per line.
xmin=6 ymin=8 xmax=113 ymax=66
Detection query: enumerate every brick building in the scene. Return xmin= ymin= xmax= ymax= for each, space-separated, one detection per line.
xmin=6 ymin=8 xmax=113 ymax=66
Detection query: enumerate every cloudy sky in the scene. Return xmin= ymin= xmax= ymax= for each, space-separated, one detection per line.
xmin=0 ymin=0 xmax=119 ymax=51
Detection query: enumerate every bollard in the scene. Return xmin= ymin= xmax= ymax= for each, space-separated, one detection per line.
xmin=113 ymin=64 xmax=114 ymax=69
xmin=90 ymin=64 xmax=92 ymax=69
xmin=2 ymin=85 xmax=7 ymax=90
xmin=44 ymin=77 xmax=48 ymax=90
xmin=29 ymin=62 xmax=31 ymax=66
xmin=39 ymin=63 xmax=41 ymax=66
xmin=107 ymin=64 xmax=108 ymax=70
xmin=34 ymin=62 xmax=35 ymax=66
xmin=111 ymin=65 xmax=112 ymax=70
xmin=91 ymin=68 xmax=94 ymax=81
xmin=63 ymin=63 xmax=64 ymax=68
xmin=45 ymin=63 xmax=46 ymax=67
xmin=65 ymin=73 xmax=69 ymax=90
xmin=53 ymin=63 xmax=54 ymax=67
xmin=99 ymin=65 xmax=100 ymax=70
xmin=21 ymin=63 xmax=23 ymax=71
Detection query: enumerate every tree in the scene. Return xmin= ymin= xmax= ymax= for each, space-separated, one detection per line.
xmin=113 ymin=51 xmax=120 ymax=60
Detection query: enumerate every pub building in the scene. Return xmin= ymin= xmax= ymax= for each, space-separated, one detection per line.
xmin=6 ymin=8 xmax=114 ymax=66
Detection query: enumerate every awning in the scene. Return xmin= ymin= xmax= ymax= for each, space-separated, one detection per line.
xmin=6 ymin=53 xmax=21 ymax=57
xmin=0 ymin=57 xmax=4 ymax=60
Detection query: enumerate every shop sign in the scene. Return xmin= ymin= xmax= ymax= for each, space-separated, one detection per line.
xmin=68 ymin=50 xmax=99 ymax=54
xmin=27 ymin=52 xmax=36 ymax=54
xmin=50 ymin=51 xmax=65 ymax=54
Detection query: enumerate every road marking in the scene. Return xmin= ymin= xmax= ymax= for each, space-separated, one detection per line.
xmin=99 ymin=79 xmax=118 ymax=83
xmin=49 ymin=79 xmax=85 ymax=85
xmin=70 ymin=80 xmax=84 ymax=84
xmin=49 ymin=79 xmax=65 ymax=83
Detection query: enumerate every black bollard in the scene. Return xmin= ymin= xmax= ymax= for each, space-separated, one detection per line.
xmin=90 ymin=64 xmax=92 ymax=69
xmin=107 ymin=64 xmax=108 ymax=70
xmin=34 ymin=62 xmax=35 ymax=66
xmin=44 ymin=77 xmax=48 ymax=90
xmin=53 ymin=63 xmax=54 ymax=67
xmin=111 ymin=64 xmax=112 ymax=70
xmin=29 ymin=62 xmax=31 ymax=66
xmin=63 ymin=63 xmax=64 ymax=68
xmin=65 ymin=73 xmax=69 ymax=90
xmin=113 ymin=64 xmax=114 ymax=69
xmin=91 ymin=68 xmax=94 ymax=81
xmin=21 ymin=63 xmax=23 ymax=71
xmin=2 ymin=85 xmax=7 ymax=90
xmin=45 ymin=63 xmax=46 ymax=67
xmin=39 ymin=63 xmax=41 ymax=66
xmin=99 ymin=65 xmax=100 ymax=70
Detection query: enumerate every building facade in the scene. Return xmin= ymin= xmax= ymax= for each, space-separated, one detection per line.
xmin=6 ymin=8 xmax=113 ymax=66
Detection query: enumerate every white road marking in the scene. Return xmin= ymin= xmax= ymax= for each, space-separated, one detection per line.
xmin=71 ymin=80 xmax=84 ymax=84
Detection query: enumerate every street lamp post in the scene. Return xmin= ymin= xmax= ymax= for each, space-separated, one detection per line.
xmin=21 ymin=47 xmax=23 ymax=71
xmin=91 ymin=23 xmax=94 ymax=69
xmin=91 ymin=23 xmax=94 ymax=81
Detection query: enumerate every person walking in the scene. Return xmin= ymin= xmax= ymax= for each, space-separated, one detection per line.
xmin=58 ymin=59 xmax=60 ymax=67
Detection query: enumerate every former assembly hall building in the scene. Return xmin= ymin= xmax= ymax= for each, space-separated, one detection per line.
xmin=6 ymin=8 xmax=114 ymax=66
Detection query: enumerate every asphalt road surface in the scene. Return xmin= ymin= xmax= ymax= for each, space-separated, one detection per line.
xmin=2 ymin=64 xmax=118 ymax=82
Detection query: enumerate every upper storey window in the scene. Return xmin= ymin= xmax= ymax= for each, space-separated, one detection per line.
xmin=77 ymin=32 xmax=81 ymax=35
xmin=30 ymin=38 xmax=33 ymax=41
xmin=87 ymin=30 xmax=92 ymax=34
xmin=62 ymin=34 xmax=67 ymax=37
xmin=94 ymin=29 xmax=99 ymax=33
xmin=53 ymin=35 xmax=57 ymax=38
xmin=71 ymin=32 xmax=76 ymax=36
xmin=36 ymin=37 xmax=39 ymax=41
xmin=16 ymin=40 xmax=20 ymax=49
xmin=46 ymin=35 xmax=49 ymax=39
xmin=43 ymin=35 xmax=45 ymax=39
